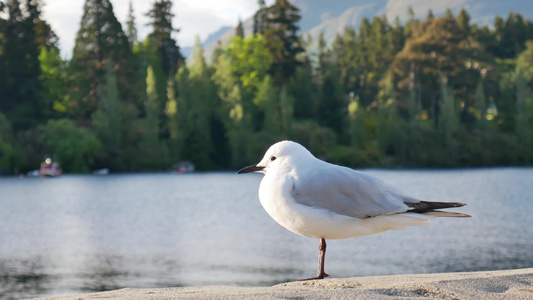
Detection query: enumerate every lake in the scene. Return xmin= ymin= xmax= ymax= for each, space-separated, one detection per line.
xmin=1 ymin=168 xmax=532 ymax=299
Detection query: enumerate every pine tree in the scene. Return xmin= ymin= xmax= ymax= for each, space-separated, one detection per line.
xmin=145 ymin=65 xmax=159 ymax=144
xmin=91 ymin=60 xmax=122 ymax=170
xmin=263 ymin=0 xmax=304 ymax=86
xmin=0 ymin=0 xmax=47 ymax=131
xmin=445 ymin=8 xmax=454 ymax=19
xmin=391 ymin=16 xmax=405 ymax=53
xmin=253 ymin=0 xmax=267 ymax=35
xmin=356 ymin=17 xmax=373 ymax=106
xmin=457 ymin=8 xmax=471 ymax=35
xmin=183 ymin=37 xmax=219 ymax=170
xmin=332 ymin=27 xmax=358 ymax=94
xmin=404 ymin=6 xmax=416 ymax=37
xmin=317 ymin=72 xmax=345 ymax=136
xmin=146 ymin=0 xmax=183 ymax=76
xmin=125 ymin=1 xmax=137 ymax=49
xmin=235 ymin=18 xmax=244 ymax=38
xmin=377 ymin=75 xmax=405 ymax=162
xmin=70 ymin=0 xmax=133 ymax=118
xmin=391 ymin=16 xmax=488 ymax=123
xmin=35 ymin=17 xmax=59 ymax=51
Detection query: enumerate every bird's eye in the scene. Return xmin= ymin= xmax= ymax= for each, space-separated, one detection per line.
xmin=271 ymin=156 xmax=277 ymax=161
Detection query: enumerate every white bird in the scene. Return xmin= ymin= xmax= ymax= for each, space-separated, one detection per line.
xmin=237 ymin=140 xmax=469 ymax=280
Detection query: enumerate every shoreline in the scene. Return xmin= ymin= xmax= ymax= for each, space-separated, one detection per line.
xmin=30 ymin=268 xmax=533 ymax=299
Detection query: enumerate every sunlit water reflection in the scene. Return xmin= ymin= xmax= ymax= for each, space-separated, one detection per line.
xmin=1 ymin=168 xmax=532 ymax=299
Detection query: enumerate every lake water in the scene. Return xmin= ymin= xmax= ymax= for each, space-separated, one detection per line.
xmin=1 ymin=168 xmax=532 ymax=299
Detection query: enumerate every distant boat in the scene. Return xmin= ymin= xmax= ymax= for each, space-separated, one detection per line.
xmin=173 ymin=161 xmax=195 ymax=174
xmin=93 ymin=168 xmax=109 ymax=175
xmin=26 ymin=170 xmax=40 ymax=177
xmin=40 ymin=158 xmax=62 ymax=177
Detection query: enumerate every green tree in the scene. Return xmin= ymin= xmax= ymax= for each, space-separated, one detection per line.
xmin=146 ymin=0 xmax=183 ymax=76
xmin=391 ymin=16 xmax=488 ymax=124
xmin=70 ymin=0 xmax=133 ymax=118
xmin=235 ymin=18 xmax=244 ymax=38
xmin=317 ymin=72 xmax=345 ymax=137
xmin=39 ymin=47 xmax=69 ymax=115
xmin=0 ymin=0 xmax=48 ymax=131
xmin=213 ymin=45 xmax=253 ymax=166
xmin=38 ymin=119 xmax=101 ymax=173
xmin=438 ymin=74 xmax=459 ymax=165
xmin=137 ymin=65 xmax=168 ymax=169
xmin=91 ymin=60 xmax=123 ymax=171
xmin=253 ymin=0 xmax=267 ymax=35
xmin=377 ymin=75 xmax=406 ymax=163
xmin=263 ymin=0 xmax=304 ymax=86
xmin=178 ymin=37 xmax=221 ymax=170
xmin=0 ymin=112 xmax=14 ymax=172
xmin=332 ymin=27 xmax=358 ymax=94
xmin=457 ymin=8 xmax=471 ymax=35
xmin=125 ymin=1 xmax=137 ymax=49
xmin=145 ymin=65 xmax=160 ymax=147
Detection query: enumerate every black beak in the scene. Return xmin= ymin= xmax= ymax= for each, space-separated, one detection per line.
xmin=237 ymin=164 xmax=264 ymax=174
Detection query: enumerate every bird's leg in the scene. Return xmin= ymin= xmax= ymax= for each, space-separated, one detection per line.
xmin=316 ymin=238 xmax=329 ymax=279
xmin=301 ymin=238 xmax=329 ymax=280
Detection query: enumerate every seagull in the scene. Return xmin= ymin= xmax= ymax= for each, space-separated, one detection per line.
xmin=237 ymin=140 xmax=470 ymax=280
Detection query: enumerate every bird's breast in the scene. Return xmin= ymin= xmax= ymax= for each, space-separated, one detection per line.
xmin=258 ymin=172 xmax=303 ymax=231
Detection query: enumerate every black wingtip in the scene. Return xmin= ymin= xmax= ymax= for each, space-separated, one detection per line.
xmin=406 ymin=201 xmax=468 ymax=213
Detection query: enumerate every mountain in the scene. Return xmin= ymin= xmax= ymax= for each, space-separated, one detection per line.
xmin=190 ymin=0 xmax=533 ymax=62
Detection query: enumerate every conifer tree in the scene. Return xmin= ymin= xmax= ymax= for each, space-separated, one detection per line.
xmin=457 ymin=8 xmax=471 ymax=35
xmin=145 ymin=65 xmax=159 ymax=145
xmin=0 ymin=0 xmax=47 ymax=131
xmin=253 ymin=0 xmax=267 ymax=35
xmin=125 ymin=1 xmax=137 ymax=49
xmin=391 ymin=16 xmax=405 ymax=53
xmin=263 ymin=0 xmax=303 ymax=86
xmin=332 ymin=27 xmax=358 ymax=94
xmin=71 ymin=0 xmax=133 ymax=118
xmin=146 ymin=0 xmax=183 ymax=76
xmin=317 ymin=72 xmax=345 ymax=136
xmin=391 ymin=16 xmax=487 ymax=121
xmin=235 ymin=18 xmax=244 ymax=38
xmin=92 ymin=60 xmax=122 ymax=170
xmin=183 ymin=37 xmax=219 ymax=170
xmin=445 ymin=8 xmax=454 ymax=19
xmin=404 ymin=6 xmax=417 ymax=37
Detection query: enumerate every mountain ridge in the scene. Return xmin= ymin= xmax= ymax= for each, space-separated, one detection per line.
xmin=188 ymin=0 xmax=533 ymax=62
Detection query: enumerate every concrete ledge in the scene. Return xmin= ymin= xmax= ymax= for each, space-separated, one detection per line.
xmin=30 ymin=268 xmax=533 ymax=300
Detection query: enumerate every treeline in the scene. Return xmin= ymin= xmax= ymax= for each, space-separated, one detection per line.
xmin=1 ymin=0 xmax=533 ymax=174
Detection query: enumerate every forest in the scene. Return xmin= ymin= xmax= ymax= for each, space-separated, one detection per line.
xmin=1 ymin=0 xmax=533 ymax=174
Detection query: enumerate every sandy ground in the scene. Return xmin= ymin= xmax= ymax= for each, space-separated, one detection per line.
xmin=30 ymin=268 xmax=533 ymax=300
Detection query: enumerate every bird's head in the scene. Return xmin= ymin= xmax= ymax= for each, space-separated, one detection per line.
xmin=237 ymin=140 xmax=314 ymax=175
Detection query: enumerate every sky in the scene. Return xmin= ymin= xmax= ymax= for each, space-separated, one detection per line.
xmin=42 ymin=0 xmax=273 ymax=57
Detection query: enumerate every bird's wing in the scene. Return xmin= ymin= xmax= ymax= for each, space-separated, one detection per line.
xmin=291 ymin=162 xmax=410 ymax=219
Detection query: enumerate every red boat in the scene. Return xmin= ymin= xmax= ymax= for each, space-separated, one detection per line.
xmin=40 ymin=158 xmax=62 ymax=177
